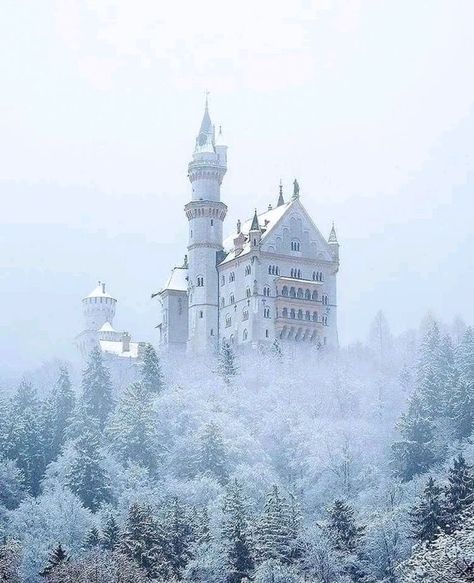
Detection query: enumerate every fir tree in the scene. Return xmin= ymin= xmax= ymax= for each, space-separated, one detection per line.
xmin=416 ymin=321 xmax=444 ymax=416
xmin=257 ymin=485 xmax=291 ymax=564
xmin=101 ymin=514 xmax=121 ymax=551
xmin=82 ymin=347 xmax=114 ymax=430
xmin=84 ymin=527 xmax=101 ymax=549
xmin=450 ymin=328 xmax=474 ymax=439
xmin=190 ymin=506 xmax=211 ymax=545
xmin=391 ymin=394 xmax=436 ymax=481
xmin=109 ymin=382 xmax=158 ymax=470
xmin=327 ymin=499 xmax=364 ymax=554
xmin=39 ymin=543 xmax=69 ymax=577
xmin=444 ymin=454 xmax=474 ymax=532
xmin=161 ymin=497 xmax=194 ymax=579
xmin=222 ymin=480 xmax=254 ymax=583
xmin=66 ymin=428 xmax=111 ymax=511
xmin=50 ymin=367 xmax=76 ymax=459
xmin=140 ymin=343 xmax=164 ymax=394
xmin=287 ymin=493 xmax=302 ymax=561
xmin=409 ymin=477 xmax=446 ymax=543
xmin=0 ymin=539 xmax=22 ymax=583
xmin=218 ymin=342 xmax=238 ymax=384
xmin=197 ymin=422 xmax=228 ymax=484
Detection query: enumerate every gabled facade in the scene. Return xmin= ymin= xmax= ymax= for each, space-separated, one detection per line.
xmin=154 ymin=103 xmax=340 ymax=353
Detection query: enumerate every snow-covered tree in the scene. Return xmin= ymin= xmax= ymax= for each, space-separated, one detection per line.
xmin=0 ymin=458 xmax=25 ymax=509
xmin=81 ymin=347 xmax=114 ymax=430
xmin=49 ymin=367 xmax=76 ymax=460
xmin=257 ymin=485 xmax=291 ymax=564
xmin=444 ymin=454 xmax=474 ymax=532
xmin=327 ymin=499 xmax=364 ymax=554
xmin=222 ymin=479 xmax=254 ymax=583
xmin=161 ymin=497 xmax=195 ymax=579
xmin=0 ymin=539 xmax=22 ymax=583
xmin=218 ymin=342 xmax=238 ymax=384
xmin=66 ymin=428 xmax=111 ymax=511
xmin=450 ymin=327 xmax=474 ymax=439
xmin=101 ymin=514 xmax=121 ymax=551
xmin=140 ymin=343 xmax=165 ymax=394
xmin=409 ymin=476 xmax=446 ymax=543
xmin=39 ymin=543 xmax=69 ymax=577
xmin=197 ymin=422 xmax=228 ymax=484
xmin=84 ymin=526 xmax=101 ymax=549
xmin=109 ymin=382 xmax=159 ymax=470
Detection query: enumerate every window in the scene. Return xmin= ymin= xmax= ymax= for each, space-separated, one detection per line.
xmin=264 ymin=307 xmax=270 ymax=318
xmin=210 ymin=328 xmax=214 ymax=336
xmin=290 ymin=287 xmax=296 ymax=298
xmin=323 ymin=315 xmax=328 ymax=326
xmin=245 ymin=265 xmax=251 ymax=276
xmin=312 ymin=290 xmax=318 ymax=301
xmin=221 ymin=297 xmax=225 ymax=308
xmin=225 ymin=314 xmax=232 ymax=327
xmin=305 ymin=310 xmax=311 ymax=321
xmin=211 ymin=219 xmax=214 ymax=226
xmin=290 ymin=308 xmax=296 ymax=319
xmin=305 ymin=289 xmax=311 ymax=300
xmin=291 ymin=240 xmax=301 ymax=252
xmin=197 ymin=276 xmax=204 ymax=287
xmin=230 ymin=293 xmax=235 ymax=304
xmin=263 ymin=286 xmax=270 ymax=297
xmin=246 ymin=287 xmax=251 ymax=298
xmin=282 ymin=307 xmax=288 ymax=318
xmin=313 ymin=311 xmax=318 ymax=322
xmin=242 ymin=309 xmax=249 ymax=321
xmin=297 ymin=309 xmax=303 ymax=320
xmin=268 ymin=265 xmax=279 ymax=275
xmin=221 ymin=275 xmax=225 ymax=285
xmin=297 ymin=288 xmax=303 ymax=299
xmin=265 ymin=329 xmax=269 ymax=338
xmin=243 ymin=329 xmax=248 ymax=341
xmin=230 ymin=334 xmax=234 ymax=344
xmin=313 ymin=271 xmax=323 ymax=281
xmin=253 ymin=238 xmax=257 ymax=246
xmin=282 ymin=286 xmax=288 ymax=297
xmin=200 ymin=311 xmax=203 ymax=318
xmin=322 ymin=295 xmax=329 ymax=305
xmin=229 ymin=272 xmax=235 ymax=282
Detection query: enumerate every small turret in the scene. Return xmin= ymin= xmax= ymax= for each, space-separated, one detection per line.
xmin=82 ymin=281 xmax=117 ymax=331
xmin=328 ymin=222 xmax=339 ymax=261
xmin=277 ymin=180 xmax=285 ymax=207
xmin=215 ymin=125 xmax=228 ymax=167
xmin=249 ymin=209 xmax=262 ymax=248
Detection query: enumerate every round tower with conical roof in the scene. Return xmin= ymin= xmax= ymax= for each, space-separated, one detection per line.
xmin=185 ymin=98 xmax=228 ymax=353
xmin=76 ymin=282 xmax=117 ymax=356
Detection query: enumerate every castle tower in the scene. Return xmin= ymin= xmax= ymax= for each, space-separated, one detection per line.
xmin=185 ymin=99 xmax=228 ymax=353
xmin=76 ymin=281 xmax=117 ymax=356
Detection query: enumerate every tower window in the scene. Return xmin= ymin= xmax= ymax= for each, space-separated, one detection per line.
xmin=263 ymin=286 xmax=270 ymax=297
xmin=243 ymin=329 xmax=248 ymax=341
xmin=197 ymin=276 xmax=204 ymax=287
xmin=229 ymin=272 xmax=235 ymax=282
xmin=200 ymin=311 xmax=203 ymax=318
xmin=225 ymin=314 xmax=232 ymax=327
xmin=291 ymin=240 xmax=301 ymax=252
xmin=264 ymin=307 xmax=271 ymax=319
xmin=230 ymin=293 xmax=235 ymax=304
xmin=211 ymin=219 xmax=214 ymax=226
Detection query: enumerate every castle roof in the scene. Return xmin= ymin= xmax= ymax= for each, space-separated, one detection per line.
xmin=99 ymin=322 xmax=117 ymax=333
xmin=160 ymin=265 xmax=188 ymax=293
xmin=221 ymin=201 xmax=291 ymax=264
xmin=99 ymin=339 xmax=141 ymax=359
xmin=84 ymin=281 xmax=116 ymax=301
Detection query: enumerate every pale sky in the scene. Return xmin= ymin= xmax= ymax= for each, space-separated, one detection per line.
xmin=1 ymin=1 xmax=473 ymax=374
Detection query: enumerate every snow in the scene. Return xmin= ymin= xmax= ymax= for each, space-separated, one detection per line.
xmin=85 ymin=282 xmax=116 ymax=300
xmin=161 ymin=266 xmax=188 ymax=293
xmin=99 ymin=340 xmax=140 ymax=359
xmin=99 ymin=322 xmax=117 ymax=333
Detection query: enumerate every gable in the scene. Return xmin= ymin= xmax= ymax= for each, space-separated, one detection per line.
xmin=261 ymin=199 xmax=333 ymax=261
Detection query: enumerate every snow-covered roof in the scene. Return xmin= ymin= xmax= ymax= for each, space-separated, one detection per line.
xmin=221 ymin=201 xmax=292 ymax=264
xmin=99 ymin=322 xmax=116 ymax=333
xmin=85 ymin=282 xmax=116 ymax=301
xmin=161 ymin=266 xmax=188 ymax=293
xmin=99 ymin=340 xmax=140 ymax=359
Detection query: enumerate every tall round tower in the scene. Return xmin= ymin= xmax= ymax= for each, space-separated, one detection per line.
xmin=82 ymin=281 xmax=117 ymax=331
xmin=185 ymin=100 xmax=227 ymax=353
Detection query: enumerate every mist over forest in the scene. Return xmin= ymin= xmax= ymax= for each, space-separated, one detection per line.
xmin=1 ymin=311 xmax=474 ymax=582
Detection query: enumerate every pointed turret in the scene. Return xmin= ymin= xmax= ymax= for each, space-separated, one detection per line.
xmin=195 ymin=94 xmax=215 ymax=153
xmin=328 ymin=222 xmax=339 ymax=262
xmin=328 ymin=222 xmax=338 ymax=244
xmin=250 ymin=208 xmax=260 ymax=232
xmin=277 ymin=180 xmax=285 ymax=207
xmin=249 ymin=209 xmax=261 ymax=248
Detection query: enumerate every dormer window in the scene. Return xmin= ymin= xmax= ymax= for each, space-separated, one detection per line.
xmin=291 ymin=240 xmax=301 ymax=252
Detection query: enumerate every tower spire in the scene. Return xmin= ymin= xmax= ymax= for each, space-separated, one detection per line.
xmin=250 ymin=208 xmax=260 ymax=231
xmin=328 ymin=222 xmax=338 ymax=244
xmin=277 ymin=180 xmax=285 ymax=207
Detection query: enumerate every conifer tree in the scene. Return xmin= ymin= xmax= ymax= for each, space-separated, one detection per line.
xmin=197 ymin=422 xmax=228 ymax=484
xmin=257 ymin=485 xmax=291 ymax=564
xmin=109 ymin=382 xmax=158 ymax=470
xmin=327 ymin=499 xmax=364 ymax=554
xmin=84 ymin=527 xmax=101 ymax=549
xmin=161 ymin=497 xmax=194 ymax=579
xmin=39 ymin=543 xmax=69 ymax=577
xmin=218 ymin=342 xmax=238 ymax=384
xmin=190 ymin=506 xmax=210 ymax=545
xmin=444 ymin=454 xmax=474 ymax=532
xmin=82 ymin=347 xmax=114 ymax=430
xmin=0 ymin=539 xmax=22 ymax=583
xmin=287 ymin=493 xmax=302 ymax=561
xmin=140 ymin=343 xmax=164 ymax=394
xmin=391 ymin=394 xmax=436 ymax=481
xmin=222 ymin=479 xmax=254 ymax=583
xmin=451 ymin=327 xmax=474 ymax=439
xmin=50 ymin=367 xmax=76 ymax=458
xmin=101 ymin=514 xmax=121 ymax=551
xmin=66 ymin=428 xmax=111 ymax=511
xmin=409 ymin=477 xmax=446 ymax=543
xmin=416 ymin=321 xmax=443 ymax=416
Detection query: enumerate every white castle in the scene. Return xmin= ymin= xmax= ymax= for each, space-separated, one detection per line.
xmin=154 ymin=100 xmax=340 ymax=353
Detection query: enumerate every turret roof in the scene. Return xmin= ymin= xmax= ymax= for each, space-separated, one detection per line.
xmin=328 ymin=222 xmax=338 ymax=244
xmin=84 ymin=282 xmax=116 ymax=300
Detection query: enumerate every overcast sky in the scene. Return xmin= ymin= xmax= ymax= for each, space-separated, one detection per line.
xmin=1 ymin=1 xmax=473 ymax=375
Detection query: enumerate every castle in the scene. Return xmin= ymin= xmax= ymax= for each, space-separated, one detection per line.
xmin=154 ymin=100 xmax=340 ymax=353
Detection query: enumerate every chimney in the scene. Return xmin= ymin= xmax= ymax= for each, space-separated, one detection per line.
xmin=101 ymin=282 xmax=106 ymax=294
xmin=122 ymin=331 xmax=131 ymax=352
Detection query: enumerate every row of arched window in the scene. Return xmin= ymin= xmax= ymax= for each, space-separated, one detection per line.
xmin=279 ymin=308 xmax=327 ymax=325
xmin=313 ymin=271 xmax=323 ymax=281
xmin=281 ymin=286 xmax=319 ymax=301
xmin=290 ymin=268 xmax=302 ymax=279
xmin=290 ymin=240 xmax=301 ymax=252
xmin=268 ymin=265 xmax=280 ymax=275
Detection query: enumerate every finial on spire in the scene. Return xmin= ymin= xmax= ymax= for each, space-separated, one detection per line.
xmin=277 ymin=179 xmax=285 ymax=207
xmin=292 ymin=178 xmax=300 ymax=200
xmin=205 ymin=89 xmax=210 ymax=110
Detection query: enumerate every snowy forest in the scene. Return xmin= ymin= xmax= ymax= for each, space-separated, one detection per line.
xmin=1 ymin=313 xmax=474 ymax=583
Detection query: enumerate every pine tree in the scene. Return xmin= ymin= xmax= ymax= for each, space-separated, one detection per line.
xmin=82 ymin=347 xmax=114 ymax=430
xmin=257 ymin=485 xmax=291 ymax=564
xmin=391 ymin=394 xmax=436 ymax=481
xmin=140 ymin=343 xmax=164 ymax=394
xmin=7 ymin=381 xmax=45 ymax=496
xmin=286 ymin=493 xmax=302 ymax=561
xmin=66 ymin=428 xmax=111 ymax=511
xmin=50 ymin=367 xmax=76 ymax=458
xmin=197 ymin=422 xmax=228 ymax=484
xmin=121 ymin=503 xmax=163 ymax=578
xmin=101 ymin=514 xmax=121 ymax=551
xmin=416 ymin=321 xmax=444 ymax=416
xmin=84 ymin=527 xmax=101 ymax=549
xmin=161 ymin=497 xmax=194 ymax=579
xmin=0 ymin=539 xmax=22 ymax=583
xmin=190 ymin=506 xmax=210 ymax=545
xmin=39 ymin=543 xmax=69 ymax=577
xmin=109 ymin=382 xmax=158 ymax=470
xmin=218 ymin=342 xmax=238 ymax=384
xmin=444 ymin=454 xmax=474 ymax=532
xmin=409 ymin=477 xmax=446 ymax=543
xmin=327 ymin=499 xmax=364 ymax=554
xmin=222 ymin=480 xmax=254 ymax=583
xmin=450 ymin=328 xmax=474 ymax=439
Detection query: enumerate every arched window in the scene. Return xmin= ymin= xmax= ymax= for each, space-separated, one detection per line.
xmin=290 ymin=287 xmax=296 ymax=298
xmin=264 ymin=307 xmax=270 ymax=318
xmin=290 ymin=308 xmax=296 ymax=319
xmin=298 ymin=269 xmax=302 ymax=279
xmin=322 ymin=294 xmax=328 ymax=305
xmin=225 ymin=314 xmax=232 ymax=327
xmin=282 ymin=307 xmax=288 ymax=318
xmin=245 ymin=265 xmax=251 ymax=276
xmin=305 ymin=289 xmax=311 ymax=300
xmin=312 ymin=271 xmax=316 ymax=281
xmin=268 ymin=265 xmax=272 ymax=274
xmin=297 ymin=288 xmax=303 ymax=299
xmin=230 ymin=293 xmax=235 ymax=304
xmin=243 ymin=329 xmax=248 ymax=341
xmin=297 ymin=309 xmax=303 ymax=320
xmin=246 ymin=287 xmax=251 ymax=298
xmin=230 ymin=334 xmax=234 ymax=344
xmin=313 ymin=311 xmax=318 ymax=321
xmin=305 ymin=310 xmax=311 ymax=321
xmin=291 ymin=240 xmax=301 ymax=252
xmin=242 ymin=308 xmax=249 ymax=321
xmin=282 ymin=286 xmax=288 ymax=297
xmin=312 ymin=290 xmax=318 ymax=301
xmin=197 ymin=276 xmax=204 ymax=287
xmin=263 ymin=286 xmax=270 ymax=297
